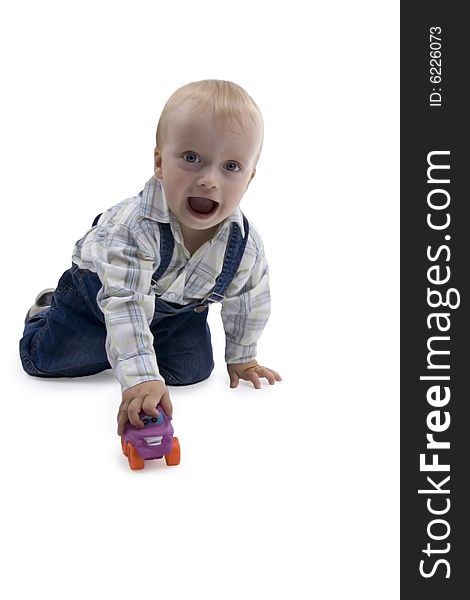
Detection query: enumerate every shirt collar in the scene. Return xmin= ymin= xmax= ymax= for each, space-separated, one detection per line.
xmin=139 ymin=175 xmax=245 ymax=237
xmin=140 ymin=176 xmax=171 ymax=223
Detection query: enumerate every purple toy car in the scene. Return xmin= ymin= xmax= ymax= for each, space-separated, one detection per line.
xmin=121 ymin=407 xmax=180 ymax=470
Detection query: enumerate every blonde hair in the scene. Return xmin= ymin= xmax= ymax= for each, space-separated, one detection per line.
xmin=156 ymin=79 xmax=264 ymax=161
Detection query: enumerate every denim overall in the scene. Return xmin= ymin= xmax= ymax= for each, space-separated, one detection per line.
xmin=20 ymin=212 xmax=249 ymax=386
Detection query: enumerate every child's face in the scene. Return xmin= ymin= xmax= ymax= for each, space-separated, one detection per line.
xmin=154 ymin=107 xmax=261 ymax=232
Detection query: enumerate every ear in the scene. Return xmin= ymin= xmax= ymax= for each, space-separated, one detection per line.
xmin=154 ymin=147 xmax=163 ymax=179
xmin=245 ymin=168 xmax=256 ymax=191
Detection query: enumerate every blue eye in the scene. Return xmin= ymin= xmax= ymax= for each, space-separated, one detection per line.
xmin=224 ymin=161 xmax=241 ymax=172
xmin=183 ymin=152 xmax=201 ymax=163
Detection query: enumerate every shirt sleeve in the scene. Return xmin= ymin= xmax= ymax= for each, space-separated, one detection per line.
xmin=94 ymin=221 xmax=163 ymax=391
xmin=221 ymin=239 xmax=271 ymax=364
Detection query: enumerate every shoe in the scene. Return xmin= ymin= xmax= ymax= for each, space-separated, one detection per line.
xmin=25 ymin=288 xmax=56 ymax=323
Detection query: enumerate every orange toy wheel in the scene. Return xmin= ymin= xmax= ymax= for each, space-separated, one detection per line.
xmin=165 ymin=436 xmax=180 ymax=466
xmin=128 ymin=442 xmax=145 ymax=470
xmin=121 ymin=436 xmax=128 ymax=456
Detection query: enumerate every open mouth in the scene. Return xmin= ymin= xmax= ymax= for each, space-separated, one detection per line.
xmin=187 ymin=196 xmax=219 ymax=218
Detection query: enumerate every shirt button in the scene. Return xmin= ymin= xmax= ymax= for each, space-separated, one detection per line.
xmin=168 ymin=293 xmax=175 ymax=298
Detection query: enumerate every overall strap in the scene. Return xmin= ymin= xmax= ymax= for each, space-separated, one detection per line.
xmin=195 ymin=214 xmax=250 ymax=310
xmin=136 ymin=189 xmax=174 ymax=283
xmin=152 ymin=222 xmax=175 ymax=281
xmin=91 ymin=213 xmax=102 ymax=227
xmin=92 ymin=192 xmax=175 ymax=284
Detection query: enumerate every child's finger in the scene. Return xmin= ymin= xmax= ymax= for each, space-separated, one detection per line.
xmin=257 ymin=367 xmax=276 ymax=385
xmin=117 ymin=410 xmax=129 ymax=435
xmin=229 ymin=371 xmax=239 ymax=388
xmin=269 ymin=369 xmax=282 ymax=381
xmin=244 ymin=371 xmax=261 ymax=389
xmin=159 ymin=391 xmax=173 ymax=417
xmin=117 ymin=399 xmax=130 ymax=434
xmin=142 ymin=395 xmax=160 ymax=417
xmin=128 ymin=397 xmax=144 ymax=428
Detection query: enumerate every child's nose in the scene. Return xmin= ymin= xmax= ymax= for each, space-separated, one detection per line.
xmin=196 ymin=167 xmax=219 ymax=189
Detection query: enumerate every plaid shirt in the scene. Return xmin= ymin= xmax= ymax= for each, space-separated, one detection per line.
xmin=72 ymin=176 xmax=271 ymax=391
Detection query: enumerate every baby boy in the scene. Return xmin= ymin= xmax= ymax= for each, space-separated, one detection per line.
xmin=19 ymin=79 xmax=281 ymax=434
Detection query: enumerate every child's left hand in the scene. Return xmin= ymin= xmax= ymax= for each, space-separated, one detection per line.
xmin=227 ymin=360 xmax=282 ymax=389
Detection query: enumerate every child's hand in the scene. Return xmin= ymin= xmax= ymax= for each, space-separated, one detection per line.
xmin=117 ymin=380 xmax=172 ymax=435
xmin=227 ymin=360 xmax=282 ymax=389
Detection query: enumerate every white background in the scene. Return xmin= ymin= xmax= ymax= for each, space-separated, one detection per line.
xmin=0 ymin=1 xmax=399 ymax=598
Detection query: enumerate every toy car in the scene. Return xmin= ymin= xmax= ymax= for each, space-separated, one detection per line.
xmin=121 ymin=407 xmax=180 ymax=470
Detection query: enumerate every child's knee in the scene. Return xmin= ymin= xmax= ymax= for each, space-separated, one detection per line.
xmin=20 ymin=353 xmax=45 ymax=377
